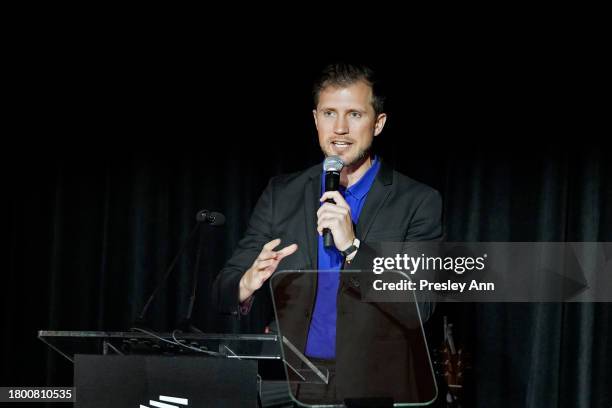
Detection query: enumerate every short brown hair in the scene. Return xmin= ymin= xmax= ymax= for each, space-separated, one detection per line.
xmin=313 ymin=62 xmax=385 ymax=116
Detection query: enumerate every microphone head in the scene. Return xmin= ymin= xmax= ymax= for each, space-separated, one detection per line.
xmin=195 ymin=209 xmax=225 ymax=226
xmin=207 ymin=212 xmax=225 ymax=226
xmin=323 ymin=156 xmax=344 ymax=172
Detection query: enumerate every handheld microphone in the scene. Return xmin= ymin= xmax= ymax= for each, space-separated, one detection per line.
xmin=322 ymin=156 xmax=344 ymax=248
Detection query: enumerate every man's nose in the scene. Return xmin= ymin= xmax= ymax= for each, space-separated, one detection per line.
xmin=334 ymin=116 xmax=349 ymax=134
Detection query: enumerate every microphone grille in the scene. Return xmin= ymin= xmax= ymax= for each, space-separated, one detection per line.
xmin=195 ymin=209 xmax=226 ymax=226
xmin=323 ymin=156 xmax=344 ymax=172
xmin=208 ymin=212 xmax=225 ymax=226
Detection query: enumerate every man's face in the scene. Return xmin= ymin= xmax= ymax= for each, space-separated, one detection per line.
xmin=314 ymin=80 xmax=386 ymax=167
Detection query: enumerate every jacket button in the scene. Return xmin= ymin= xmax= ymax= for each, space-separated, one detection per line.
xmin=350 ymin=277 xmax=360 ymax=287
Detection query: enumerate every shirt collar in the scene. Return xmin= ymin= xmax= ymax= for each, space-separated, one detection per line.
xmin=346 ymin=156 xmax=380 ymax=200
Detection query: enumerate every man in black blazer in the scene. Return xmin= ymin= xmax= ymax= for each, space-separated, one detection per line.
xmin=212 ymin=63 xmax=442 ymax=404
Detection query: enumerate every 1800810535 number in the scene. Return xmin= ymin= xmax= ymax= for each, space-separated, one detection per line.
xmin=1 ymin=387 xmax=74 ymax=402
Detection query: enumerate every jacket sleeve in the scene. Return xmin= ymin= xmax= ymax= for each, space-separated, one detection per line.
xmin=211 ymin=178 xmax=275 ymax=315
xmin=342 ymin=189 xmax=443 ymax=327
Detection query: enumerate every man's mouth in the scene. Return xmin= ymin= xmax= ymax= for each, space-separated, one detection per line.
xmin=331 ymin=140 xmax=353 ymax=149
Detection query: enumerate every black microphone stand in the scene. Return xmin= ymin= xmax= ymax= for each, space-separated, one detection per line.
xmin=176 ymin=223 xmax=206 ymax=334
xmin=134 ymin=210 xmax=224 ymax=332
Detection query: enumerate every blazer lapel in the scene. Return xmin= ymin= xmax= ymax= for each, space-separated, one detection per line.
xmin=303 ymin=172 xmax=321 ymax=269
xmin=356 ymin=160 xmax=393 ymax=241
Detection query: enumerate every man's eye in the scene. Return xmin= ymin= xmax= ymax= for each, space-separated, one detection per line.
xmin=323 ymin=111 xmax=335 ymax=117
xmin=349 ymin=111 xmax=362 ymax=118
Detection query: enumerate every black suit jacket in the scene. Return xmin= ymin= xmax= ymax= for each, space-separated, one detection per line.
xmin=212 ymin=159 xmax=442 ymax=402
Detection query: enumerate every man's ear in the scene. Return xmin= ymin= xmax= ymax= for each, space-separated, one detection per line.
xmin=374 ymin=113 xmax=387 ymax=137
xmin=312 ymin=109 xmax=318 ymax=129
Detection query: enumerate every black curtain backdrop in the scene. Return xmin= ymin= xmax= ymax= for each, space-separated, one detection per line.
xmin=3 ymin=45 xmax=611 ymax=407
